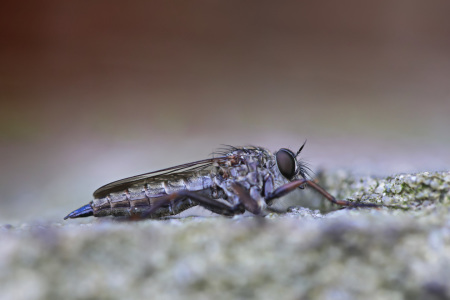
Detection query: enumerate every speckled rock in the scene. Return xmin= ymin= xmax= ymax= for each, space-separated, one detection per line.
xmin=1 ymin=171 xmax=449 ymax=300
xmin=319 ymin=170 xmax=450 ymax=211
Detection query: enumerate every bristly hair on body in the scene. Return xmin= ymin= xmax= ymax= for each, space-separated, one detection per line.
xmin=212 ymin=142 xmax=314 ymax=179
xmin=211 ymin=144 xmax=257 ymax=157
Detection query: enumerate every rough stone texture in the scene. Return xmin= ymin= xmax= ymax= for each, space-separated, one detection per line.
xmin=1 ymin=171 xmax=449 ymax=300
xmin=320 ymin=170 xmax=450 ymax=210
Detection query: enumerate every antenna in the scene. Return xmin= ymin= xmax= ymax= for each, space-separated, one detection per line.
xmin=295 ymin=139 xmax=307 ymax=157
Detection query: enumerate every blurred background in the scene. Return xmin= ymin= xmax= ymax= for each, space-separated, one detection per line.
xmin=1 ymin=0 xmax=449 ymax=222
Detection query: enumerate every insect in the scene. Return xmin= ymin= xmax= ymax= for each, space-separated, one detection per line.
xmin=64 ymin=142 xmax=378 ymax=220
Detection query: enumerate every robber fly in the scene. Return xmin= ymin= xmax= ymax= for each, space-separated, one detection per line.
xmin=64 ymin=142 xmax=378 ymax=220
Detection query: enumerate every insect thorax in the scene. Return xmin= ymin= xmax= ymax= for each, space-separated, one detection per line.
xmin=210 ymin=146 xmax=285 ymax=205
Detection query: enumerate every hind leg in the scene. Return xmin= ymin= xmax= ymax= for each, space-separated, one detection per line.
xmin=144 ymin=190 xmax=246 ymax=217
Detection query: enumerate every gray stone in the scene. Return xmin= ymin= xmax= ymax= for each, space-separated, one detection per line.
xmin=0 ymin=171 xmax=449 ymax=300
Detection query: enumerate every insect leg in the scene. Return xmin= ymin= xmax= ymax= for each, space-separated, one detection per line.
xmin=230 ymin=183 xmax=262 ymax=215
xmin=145 ymin=191 xmax=244 ymax=217
xmin=265 ymin=179 xmax=380 ymax=208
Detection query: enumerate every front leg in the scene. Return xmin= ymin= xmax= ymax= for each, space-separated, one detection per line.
xmin=265 ymin=179 xmax=380 ymax=208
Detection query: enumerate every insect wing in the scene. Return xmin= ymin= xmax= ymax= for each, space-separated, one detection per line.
xmin=93 ymin=156 xmax=228 ymax=198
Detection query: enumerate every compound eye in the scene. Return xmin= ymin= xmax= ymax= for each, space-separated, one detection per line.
xmin=276 ymin=149 xmax=296 ymax=179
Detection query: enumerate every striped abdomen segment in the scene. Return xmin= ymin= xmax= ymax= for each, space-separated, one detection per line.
xmin=91 ymin=175 xmax=213 ymax=218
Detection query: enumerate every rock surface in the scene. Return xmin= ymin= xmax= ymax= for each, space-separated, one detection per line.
xmin=1 ymin=171 xmax=449 ymax=300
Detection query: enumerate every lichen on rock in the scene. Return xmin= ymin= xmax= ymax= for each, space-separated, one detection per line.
xmin=317 ymin=171 xmax=450 ymax=211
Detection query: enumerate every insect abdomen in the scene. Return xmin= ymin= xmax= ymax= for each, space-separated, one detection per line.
xmin=91 ymin=175 xmax=213 ymax=218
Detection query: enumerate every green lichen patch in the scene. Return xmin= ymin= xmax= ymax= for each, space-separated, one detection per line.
xmin=317 ymin=171 xmax=450 ymax=211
